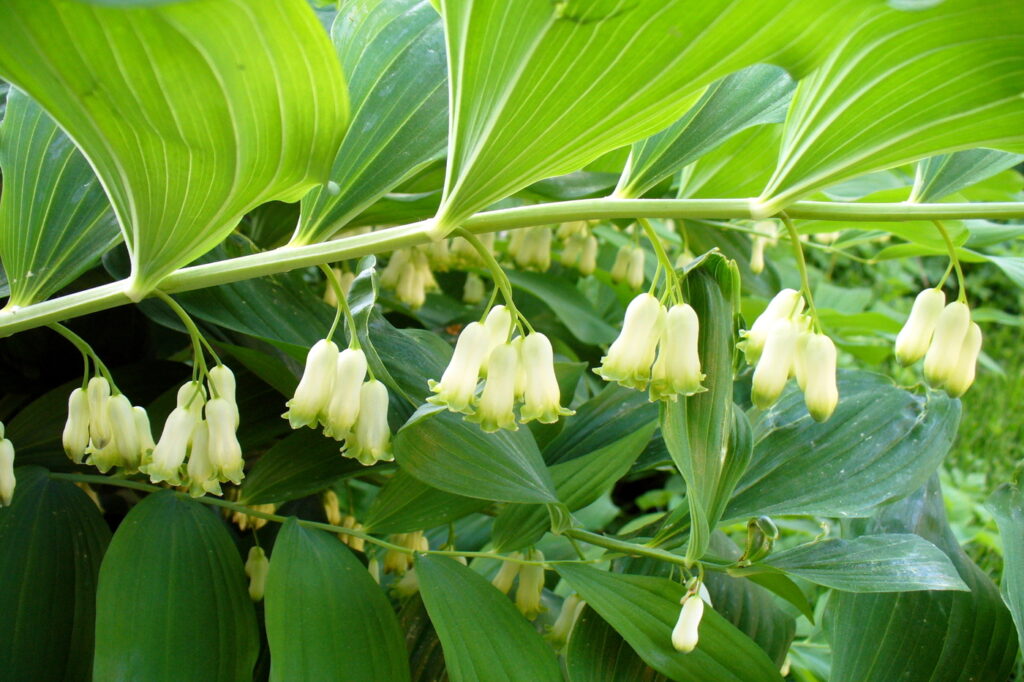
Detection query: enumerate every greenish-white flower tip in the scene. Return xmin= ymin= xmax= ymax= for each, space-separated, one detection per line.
xmin=519 ymin=333 xmax=574 ymax=423
xmin=596 ymin=293 xmax=665 ymax=390
xmin=578 ymin=234 xmax=599 ymax=276
xmin=0 ymin=429 xmax=14 ymax=507
xmin=344 ymin=379 xmax=393 ymax=466
xmin=428 ymin=321 xmax=490 ymax=413
xmin=208 ymin=364 xmax=238 ymax=427
xmin=491 ymin=553 xmax=523 ymax=594
xmin=515 ymin=550 xmax=546 ymax=620
xmin=649 ymin=303 xmax=705 ymax=401
xmin=207 ymin=397 xmax=244 ymax=485
xmin=322 ymin=348 xmax=368 ymax=440
xmin=672 ymin=593 xmax=705 ymax=653
xmin=284 ymin=339 xmax=339 ymax=429
xmin=751 ymin=318 xmax=799 ymax=410
xmin=463 ymin=272 xmax=486 ymax=304
xmin=63 ymin=387 xmax=91 ymax=463
xmin=895 ymin=288 xmax=946 ymax=366
xmin=177 ymin=380 xmax=208 ymax=417
xmin=143 ymin=406 xmax=195 ymax=486
xmin=742 ymin=288 xmax=804 ymax=365
xmin=186 ymin=421 xmax=221 ymax=498
xmin=468 ymin=343 xmax=520 ymax=433
xmin=802 ymin=333 xmax=839 ymax=422
xmin=944 ymin=322 xmax=982 ymax=398
xmin=923 ymin=301 xmax=971 ymax=389
xmin=245 ymin=546 xmax=270 ymax=602
xmin=87 ymin=376 xmax=112 ymax=449
xmin=625 ymin=244 xmax=645 ymax=290
xmin=547 ymin=594 xmax=585 ymax=647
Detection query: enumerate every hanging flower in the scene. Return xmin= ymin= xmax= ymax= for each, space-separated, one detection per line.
xmin=322 ymin=348 xmax=368 ymax=440
xmin=515 ymin=549 xmax=546 ymax=619
xmin=895 ymin=288 xmax=946 ymax=366
xmin=245 ymin=547 xmax=270 ymax=602
xmin=344 ymin=380 xmax=393 ymax=465
xmin=87 ymin=376 xmax=112 ymax=449
xmin=63 ymin=387 xmax=91 ymax=463
xmin=519 ymin=333 xmax=574 ymax=423
xmin=923 ymin=301 xmax=971 ymax=389
xmin=186 ymin=420 xmax=221 ymax=498
xmin=208 ymin=364 xmax=238 ymax=427
xmin=467 ymin=343 xmax=519 ymax=432
xmin=649 ymin=303 xmax=705 ymax=401
xmin=625 ymin=244 xmax=645 ymax=290
xmin=284 ymin=339 xmax=338 ymax=429
xmin=546 ymin=594 xmax=585 ymax=648
xmin=751 ymin=318 xmax=799 ymax=410
xmin=142 ymin=406 xmax=195 ymax=485
xmin=207 ymin=398 xmax=244 ymax=484
xmin=577 ymin=234 xmax=599 ymax=276
xmin=134 ymin=407 xmax=156 ymax=462
xmin=741 ymin=288 xmax=804 ymax=364
xmin=610 ymin=243 xmax=633 ymax=284
xmin=801 ymin=333 xmax=839 ymax=421
xmin=491 ymin=554 xmax=522 ymax=594
xmin=0 ymin=424 xmax=14 ymax=507
xmin=671 ymin=593 xmax=705 ymax=653
xmin=428 ymin=322 xmax=490 ymax=413
xmin=463 ymin=272 xmax=486 ymax=304
xmin=944 ymin=322 xmax=983 ymax=398
xmin=595 ymin=293 xmax=665 ymax=390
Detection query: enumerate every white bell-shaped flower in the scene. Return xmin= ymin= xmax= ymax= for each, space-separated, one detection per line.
xmin=895 ymin=288 xmax=946 ymax=366
xmin=649 ymin=304 xmax=705 ymax=401
xmin=801 ymin=333 xmax=839 ymax=421
xmin=380 ymin=249 xmax=410 ymax=289
xmin=345 ymin=380 xmax=393 ymax=466
xmin=396 ymin=257 xmax=427 ymax=309
xmin=671 ymin=594 xmax=705 ymax=653
xmin=750 ymin=236 xmax=767 ymax=274
xmin=468 ymin=344 xmax=519 ymax=432
xmin=560 ymin=234 xmax=584 ymax=268
xmin=207 ymin=398 xmax=244 ymax=484
xmin=742 ymin=289 xmax=804 ymax=364
xmin=578 ymin=235 xmax=598 ymax=276
xmin=208 ymin=364 xmax=238 ymax=427
xmin=923 ymin=302 xmax=971 ymax=388
xmin=284 ymin=339 xmax=339 ymax=429
xmin=547 ymin=594 xmax=585 ymax=647
xmin=596 ymin=293 xmax=665 ymax=390
xmin=142 ymin=406 xmax=196 ymax=485
xmin=63 ymin=387 xmax=91 ymax=463
xmin=323 ymin=348 xmax=368 ymax=439
xmin=87 ymin=377 xmax=112 ymax=449
xmin=0 ymin=433 xmax=14 ymax=507
xmin=610 ymin=244 xmax=632 ymax=284
xmin=944 ymin=322 xmax=982 ymax=398
xmin=463 ymin=272 xmax=486 ymax=304
xmin=751 ymin=318 xmax=799 ymax=410
xmin=625 ymin=244 xmax=645 ymax=290
xmin=186 ymin=420 xmax=221 ymax=497
xmin=483 ymin=305 xmax=514 ymax=357
xmin=133 ymin=406 xmax=156 ymax=465
xmin=515 ymin=550 xmax=546 ymax=620
xmin=519 ymin=333 xmax=573 ymax=423
xmin=491 ymin=554 xmax=522 ymax=594
xmin=428 ymin=322 xmax=490 ymax=413
xmin=107 ymin=394 xmax=141 ymax=471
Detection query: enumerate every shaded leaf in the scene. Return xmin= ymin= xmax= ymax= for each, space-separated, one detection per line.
xmin=364 ymin=469 xmax=488 ymax=534
xmin=566 ymin=605 xmax=669 ymax=682
xmin=985 ymin=482 xmax=1024 ymax=653
xmin=506 ymin=269 xmax=618 ymax=345
xmin=543 ymin=384 xmax=657 ymax=466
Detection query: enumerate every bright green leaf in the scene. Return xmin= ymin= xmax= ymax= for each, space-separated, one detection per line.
xmin=986 ymin=482 xmax=1024 ymax=653
xmin=910 ymin=149 xmax=1024 ymax=202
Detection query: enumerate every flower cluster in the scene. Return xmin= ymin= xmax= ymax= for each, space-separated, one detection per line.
xmin=742 ymin=289 xmax=839 ymax=421
xmin=508 ymin=226 xmax=552 ymax=272
xmin=63 ymin=376 xmax=156 ymax=475
xmin=557 ymin=221 xmax=598 ymax=275
xmin=450 ymin=233 xmax=495 ymax=268
xmin=895 ymin=289 xmax=981 ymax=397
xmin=0 ymin=422 xmax=14 ymax=507
xmin=380 ymin=244 xmax=447 ymax=309
xmin=610 ymin=243 xmax=645 ymax=289
xmin=138 ymin=365 xmax=244 ymax=495
xmin=284 ymin=340 xmax=392 ymax=466
xmin=595 ymin=293 xmax=704 ymax=401
xmin=427 ymin=306 xmax=573 ymax=432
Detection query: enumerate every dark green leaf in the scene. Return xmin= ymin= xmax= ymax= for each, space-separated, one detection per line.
xmin=543 ymin=384 xmax=657 ymax=466
xmin=93 ymin=492 xmax=259 ymax=680
xmin=986 ymin=482 xmax=1024 ymax=653
xmin=702 ymin=571 xmax=795 ymax=668
xmin=567 ymin=605 xmax=669 ymax=682
xmin=506 ymin=269 xmax=618 ymax=345
xmin=240 ymin=428 xmax=365 ymax=505
xmin=364 ymin=469 xmax=489 ymax=534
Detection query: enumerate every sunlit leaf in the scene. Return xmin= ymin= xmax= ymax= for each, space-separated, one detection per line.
xmin=910 ymin=149 xmax=1024 ymax=202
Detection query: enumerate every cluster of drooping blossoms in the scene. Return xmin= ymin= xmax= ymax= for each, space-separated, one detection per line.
xmin=895 ymin=289 xmax=981 ymax=397
xmin=380 ymin=242 xmax=449 ymax=309
xmin=610 ymin=243 xmax=646 ymax=289
xmin=63 ymin=376 xmax=157 ymax=476
xmin=427 ymin=306 xmax=573 ymax=432
xmin=557 ymin=221 xmax=598 ymax=276
xmin=508 ymin=226 xmax=553 ymax=271
xmin=0 ymin=422 xmax=15 ymax=507
xmin=671 ymin=582 xmax=712 ymax=653
xmin=595 ymin=293 xmax=704 ymax=401
xmin=323 ymin=489 xmax=365 ymax=552
xmin=741 ymin=289 xmax=839 ymax=421
xmin=491 ymin=550 xmax=547 ymax=619
xmin=284 ymin=339 xmax=392 ymax=465
xmin=137 ymin=365 xmax=244 ymax=495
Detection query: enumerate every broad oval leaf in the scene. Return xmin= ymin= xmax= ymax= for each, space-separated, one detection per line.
xmin=240 ymin=429 xmax=365 ymax=505
xmin=677 ymin=124 xmax=783 ymax=200
xmin=986 ymin=482 xmax=1024 ymax=654
xmin=567 ymin=605 xmax=669 ymax=682
xmin=0 ymin=89 xmax=120 ymax=307
xmin=0 ymin=467 xmax=111 ymax=679
xmin=725 ymin=371 xmax=960 ymax=520
xmin=616 ymin=64 xmax=795 ymax=199
xmin=394 ymin=406 xmax=558 ymax=504
xmin=416 ymin=554 xmax=562 ymax=682
xmin=294 ymin=0 xmax=448 ymax=244
xmin=910 ymin=148 xmax=1024 ymax=202
xmin=93 ymin=491 xmax=259 ymax=681
xmin=543 ymin=384 xmax=657 ymax=466
xmin=702 ymin=571 xmax=795 ymax=668
xmin=557 ymin=564 xmax=784 ymax=682
xmin=757 ymin=0 xmax=1024 ymax=215
xmin=0 ymin=0 xmax=348 ymax=296
xmin=265 ymin=518 xmax=409 ymax=682
xmin=364 ymin=469 xmax=489 ymax=534
xmin=432 ymin=0 xmax=879 ymax=233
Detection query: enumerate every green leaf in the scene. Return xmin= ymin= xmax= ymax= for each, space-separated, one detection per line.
xmin=910 ymin=149 xmax=1024 ymax=202
xmin=985 ymin=482 xmax=1024 ymax=653
xmin=678 ymin=125 xmax=783 ymax=200
xmin=616 ymin=64 xmax=795 ymax=199
xmin=726 ymin=371 xmax=960 ymax=520
xmin=433 ymin=0 xmax=880 ymax=232
xmin=702 ymin=571 xmax=796 ymax=668
xmin=0 ymin=467 xmax=111 ymax=679
xmin=557 ymin=564 xmax=784 ymax=682
xmin=758 ymin=534 xmax=967 ymax=593
xmin=660 ymin=257 xmax=741 ymax=561
xmin=0 ymin=88 xmax=120 ymax=307
xmin=567 ymin=606 xmax=669 ymax=682
xmin=827 ymin=477 xmax=1018 ymax=681
xmin=364 ymin=469 xmax=488 ymax=534
xmin=506 ymin=269 xmax=618 ymax=345
xmin=543 ymin=384 xmax=657 ymax=466
xmin=416 ymin=555 xmax=562 ymax=682
xmin=93 ymin=492 xmax=259 ymax=681
xmin=240 ymin=428 xmax=365 ymax=505
xmin=394 ymin=406 xmax=558 ymax=504
xmin=295 ymin=0 xmax=448 ymax=244
xmin=0 ymin=0 xmax=347 ymax=296
xmin=265 ymin=518 xmax=409 ymax=682
xmin=757 ymin=0 xmax=1024 ymax=214
xmin=492 ymin=421 xmax=656 ymax=551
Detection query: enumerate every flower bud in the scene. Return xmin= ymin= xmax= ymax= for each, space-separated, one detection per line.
xmin=742 ymin=289 xmax=804 ymax=364
xmin=519 ymin=333 xmax=573 ymax=423
xmin=396 ymin=261 xmax=426 ymax=309
xmin=322 ymin=489 xmax=343 ymax=527
xmin=142 ymin=406 xmax=195 ymax=485
xmin=186 ymin=420 xmax=221 ymax=497
xmin=923 ymin=302 xmax=971 ymax=388
xmin=393 ymin=568 xmax=421 ymax=597
xmin=208 ymin=364 xmax=238 ymax=427
xmin=625 ymin=244 xmax=645 ymax=290
xmin=556 ymin=220 xmax=589 ymax=241
xmin=515 ymin=550 xmax=546 ymax=620
xmin=491 ymin=554 xmax=522 ymax=594
xmin=107 ymin=394 xmax=141 ymax=471
xmin=546 ymin=594 xmax=584 ymax=648
xmin=649 ymin=304 xmax=705 ymax=401
xmin=944 ymin=322 xmax=982 ymax=398
xmin=513 ymin=227 xmax=551 ymax=271
xmin=751 ymin=319 xmax=799 ymax=410
xmin=0 ymin=437 xmax=15 ymax=506
xmin=596 ymin=293 xmax=665 ymax=390
xmin=323 ymin=348 xmax=368 ymax=439
xmin=244 ymin=547 xmax=270 ymax=601
xmin=284 ymin=339 xmax=339 ymax=429
xmin=671 ymin=593 xmax=704 ymax=653
xmin=207 ymin=398 xmax=244 ymax=484
xmin=578 ymin=235 xmax=598 ymax=276
xmin=463 ymin=272 xmax=486 ymax=304
xmin=468 ymin=344 xmax=519 ymax=433
xmin=87 ymin=377 xmax=112 ymax=448
xmin=63 ymin=387 xmax=91 ymax=463
xmin=895 ymin=289 xmax=946 ymax=366
xmin=428 ymin=322 xmax=489 ymax=413
xmin=802 ymin=334 xmax=839 ymax=421
xmin=344 ymin=380 xmax=393 ymax=465
xmin=339 ymin=514 xmax=366 ymax=552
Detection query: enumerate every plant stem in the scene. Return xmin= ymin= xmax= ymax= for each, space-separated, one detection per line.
xmin=48 ymin=323 xmax=116 ymax=389
xmin=318 ymin=263 xmax=359 ymax=347
xmin=1 ymin=199 xmax=1021 ymax=337
xmin=564 ymin=528 xmax=694 ymax=569
xmin=780 ymin=213 xmax=822 ymax=333
xmin=932 ymin=220 xmax=967 ymax=302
